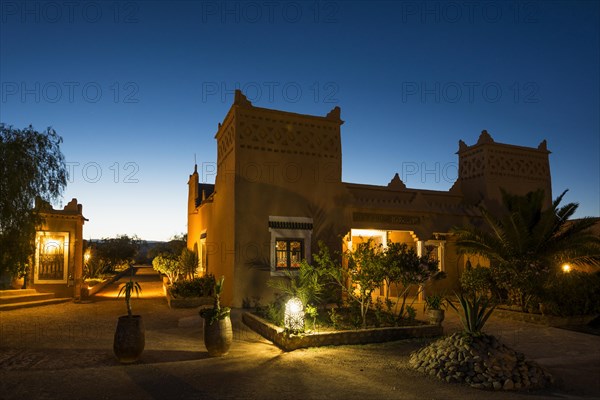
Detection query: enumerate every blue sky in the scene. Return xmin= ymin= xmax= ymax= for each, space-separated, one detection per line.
xmin=1 ymin=0 xmax=598 ymax=241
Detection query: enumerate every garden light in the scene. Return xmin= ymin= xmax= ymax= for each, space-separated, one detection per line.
xmin=561 ymin=263 xmax=571 ymax=273
xmin=284 ymin=297 xmax=304 ymax=332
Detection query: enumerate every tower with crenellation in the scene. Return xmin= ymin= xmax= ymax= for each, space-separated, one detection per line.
xmin=455 ymin=130 xmax=552 ymax=212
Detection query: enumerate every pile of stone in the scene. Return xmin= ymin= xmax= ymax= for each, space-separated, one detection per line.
xmin=409 ymin=332 xmax=553 ymax=390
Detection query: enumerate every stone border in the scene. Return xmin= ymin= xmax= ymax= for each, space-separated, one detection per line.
xmin=87 ymin=268 xmax=132 ymax=296
xmin=242 ymin=312 xmax=443 ymax=351
xmin=166 ymin=292 xmax=214 ymax=309
xmin=493 ymin=308 xmax=598 ymax=327
xmin=162 ymin=281 xmax=213 ymax=309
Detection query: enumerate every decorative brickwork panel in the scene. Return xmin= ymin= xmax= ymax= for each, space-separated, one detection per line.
xmin=238 ymin=112 xmax=340 ymax=159
xmin=217 ymin=123 xmax=235 ymax=166
xmin=487 ymin=149 xmax=549 ymax=180
xmin=460 ymin=148 xmax=549 ymax=181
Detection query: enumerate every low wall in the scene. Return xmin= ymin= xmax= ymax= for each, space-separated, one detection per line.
xmin=87 ymin=268 xmax=133 ymax=297
xmin=242 ymin=312 xmax=443 ymax=351
xmin=167 ymin=293 xmax=213 ymax=309
xmin=493 ymin=308 xmax=598 ymax=327
xmin=163 ymin=281 xmax=213 ymax=309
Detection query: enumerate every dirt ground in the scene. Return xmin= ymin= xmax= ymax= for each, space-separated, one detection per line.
xmin=0 ymin=267 xmax=598 ymax=400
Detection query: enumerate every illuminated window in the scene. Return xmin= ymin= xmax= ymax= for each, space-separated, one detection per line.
xmin=269 ymin=216 xmax=312 ymax=276
xmin=35 ymin=231 xmax=69 ymax=283
xmin=275 ymin=239 xmax=304 ymax=269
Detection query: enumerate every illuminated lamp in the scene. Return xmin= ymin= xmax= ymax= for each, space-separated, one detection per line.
xmin=561 ymin=263 xmax=571 ymax=273
xmin=284 ymin=297 xmax=304 ymax=332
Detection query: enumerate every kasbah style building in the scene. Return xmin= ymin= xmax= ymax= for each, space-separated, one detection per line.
xmin=187 ymin=90 xmax=553 ymax=307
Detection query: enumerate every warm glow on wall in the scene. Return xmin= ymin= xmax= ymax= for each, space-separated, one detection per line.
xmin=348 ymin=229 xmax=387 ymax=251
xmin=43 ymin=238 xmax=63 ymax=254
xmin=35 ymin=231 xmax=70 ymax=283
xmin=562 ymin=263 xmax=571 ymax=273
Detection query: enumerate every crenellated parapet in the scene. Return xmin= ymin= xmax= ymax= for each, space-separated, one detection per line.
xmin=456 ymin=130 xmax=552 ymax=208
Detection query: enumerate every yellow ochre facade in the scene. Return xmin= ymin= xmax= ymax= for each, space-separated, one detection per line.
xmin=188 ymin=90 xmax=552 ymax=307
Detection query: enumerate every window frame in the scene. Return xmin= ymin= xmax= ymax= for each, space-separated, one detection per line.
xmin=34 ymin=231 xmax=70 ymax=284
xmin=268 ymin=216 xmax=312 ymax=276
xmin=275 ymin=238 xmax=305 ymax=270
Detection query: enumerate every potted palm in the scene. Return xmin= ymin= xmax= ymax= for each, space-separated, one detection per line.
xmin=114 ymin=270 xmax=144 ymax=363
xmin=424 ymin=293 xmax=446 ymax=326
xmin=199 ymin=276 xmax=232 ymax=356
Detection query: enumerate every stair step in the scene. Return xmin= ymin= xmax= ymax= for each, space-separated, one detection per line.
xmin=0 ymin=298 xmax=71 ymax=311
xmin=0 ymin=289 xmax=38 ymax=297
xmin=0 ymin=292 xmax=55 ymax=305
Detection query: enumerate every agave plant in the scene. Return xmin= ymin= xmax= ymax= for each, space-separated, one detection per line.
xmin=448 ymin=291 xmax=496 ymax=335
xmin=424 ymin=293 xmax=446 ymax=310
xmin=118 ymin=271 xmax=142 ymax=317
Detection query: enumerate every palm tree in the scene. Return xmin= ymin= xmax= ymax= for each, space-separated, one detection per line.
xmin=453 ymin=189 xmax=600 ymax=311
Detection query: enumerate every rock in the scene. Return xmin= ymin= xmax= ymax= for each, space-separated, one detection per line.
xmin=408 ymin=332 xmax=552 ymax=391
xmin=503 ymin=379 xmax=514 ymax=390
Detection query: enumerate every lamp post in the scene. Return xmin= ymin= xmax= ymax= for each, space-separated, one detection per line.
xmin=284 ymin=297 xmax=304 ymax=333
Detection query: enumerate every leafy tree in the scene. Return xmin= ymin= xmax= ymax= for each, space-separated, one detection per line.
xmin=453 ymin=189 xmax=600 ymax=311
xmin=383 ymin=242 xmax=442 ymax=319
xmin=93 ymin=234 xmax=141 ymax=272
xmin=147 ymin=238 xmax=186 ymax=260
xmin=315 ymin=239 xmax=384 ymax=329
xmin=0 ymin=124 xmax=67 ymax=282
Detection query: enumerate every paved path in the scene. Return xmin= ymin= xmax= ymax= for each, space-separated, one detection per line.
xmin=0 ymin=272 xmax=598 ymax=399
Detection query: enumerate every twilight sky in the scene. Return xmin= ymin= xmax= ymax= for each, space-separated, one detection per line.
xmin=1 ymin=0 xmax=598 ymax=241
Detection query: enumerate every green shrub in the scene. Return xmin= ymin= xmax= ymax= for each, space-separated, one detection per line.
xmin=264 ymin=294 xmax=285 ymax=326
xmin=460 ymin=266 xmax=493 ymax=295
xmin=152 ymin=254 xmax=181 ymax=284
xmin=540 ymin=271 xmax=600 ymax=316
xmin=168 ymin=275 xmax=215 ymax=298
xmin=84 ymin=258 xmax=108 ymax=279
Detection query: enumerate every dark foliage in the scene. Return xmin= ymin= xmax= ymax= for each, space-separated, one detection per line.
xmin=169 ymin=274 xmax=216 ymax=298
xmin=0 ymin=124 xmax=67 ymax=281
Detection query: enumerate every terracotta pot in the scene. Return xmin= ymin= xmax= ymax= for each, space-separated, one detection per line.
xmin=427 ymin=309 xmax=445 ymax=326
xmin=114 ymin=315 xmax=145 ymax=363
xmin=10 ymin=276 xmax=25 ymax=289
xmin=203 ymin=315 xmax=233 ymax=356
